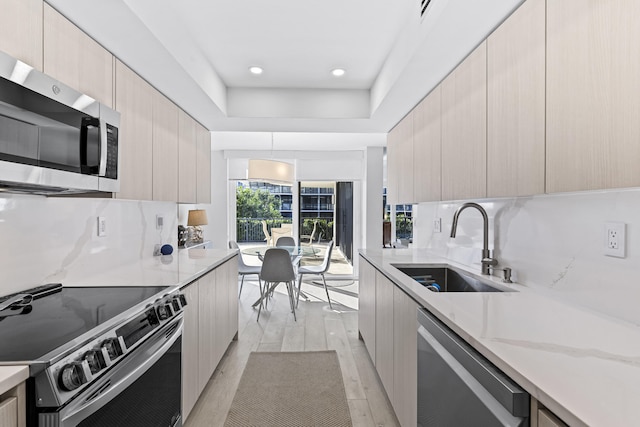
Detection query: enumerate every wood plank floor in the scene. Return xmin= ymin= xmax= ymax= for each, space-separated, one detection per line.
xmin=184 ymin=278 xmax=400 ymax=427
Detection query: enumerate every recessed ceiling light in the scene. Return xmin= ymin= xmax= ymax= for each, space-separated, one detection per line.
xmin=331 ymin=68 xmax=346 ymax=77
xmin=249 ymin=66 xmax=263 ymax=75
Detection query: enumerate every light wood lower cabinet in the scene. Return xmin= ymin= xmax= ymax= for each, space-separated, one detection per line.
xmin=374 ymin=271 xmax=395 ymax=403
xmin=359 ymin=257 xmax=418 ymax=427
xmin=358 ymin=256 xmax=376 ymax=364
xmin=393 ymin=285 xmax=418 ymax=427
xmin=181 ymin=256 xmax=238 ymax=422
xmin=0 ymin=382 xmax=25 ymax=427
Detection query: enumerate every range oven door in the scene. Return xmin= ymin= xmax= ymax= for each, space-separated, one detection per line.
xmin=39 ymin=318 xmax=183 ymax=427
xmin=417 ymin=308 xmax=529 ymax=427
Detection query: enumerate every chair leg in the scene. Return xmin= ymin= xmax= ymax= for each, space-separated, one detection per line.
xmin=321 ymin=273 xmax=332 ymax=309
xmin=288 ymin=281 xmax=297 ymax=321
xmin=238 ymin=275 xmax=245 ymax=298
xmin=295 ymin=274 xmax=303 ymax=308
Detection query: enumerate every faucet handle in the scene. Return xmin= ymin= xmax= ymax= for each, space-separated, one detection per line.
xmin=481 ymin=257 xmax=498 ymax=267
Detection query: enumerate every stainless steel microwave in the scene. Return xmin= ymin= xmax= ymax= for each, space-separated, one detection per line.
xmin=0 ymin=49 xmax=120 ymax=195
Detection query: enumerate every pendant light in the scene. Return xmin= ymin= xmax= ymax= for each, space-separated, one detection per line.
xmin=247 ymin=133 xmax=294 ymax=185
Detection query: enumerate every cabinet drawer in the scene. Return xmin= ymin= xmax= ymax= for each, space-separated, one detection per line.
xmin=0 ymin=396 xmax=17 ymax=427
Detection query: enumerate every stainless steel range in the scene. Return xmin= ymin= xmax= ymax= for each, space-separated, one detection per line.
xmin=0 ymin=283 xmax=186 ymax=427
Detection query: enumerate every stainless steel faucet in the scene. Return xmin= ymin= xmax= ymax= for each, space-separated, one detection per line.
xmin=450 ymin=202 xmax=497 ymax=275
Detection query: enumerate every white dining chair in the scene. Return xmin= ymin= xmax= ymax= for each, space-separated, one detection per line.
xmin=258 ymin=248 xmax=298 ymax=321
xmin=229 ymin=241 xmax=262 ymax=298
xmin=296 ymin=240 xmax=334 ymax=309
xmin=275 ymin=236 xmax=296 ymax=247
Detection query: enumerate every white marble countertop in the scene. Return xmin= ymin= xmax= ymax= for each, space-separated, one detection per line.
xmin=61 ymin=248 xmax=238 ymax=288
xmin=360 ymin=248 xmax=640 ymax=427
xmin=0 ymin=365 xmax=28 ymax=395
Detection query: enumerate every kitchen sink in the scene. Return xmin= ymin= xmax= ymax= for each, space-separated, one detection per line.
xmin=392 ymin=266 xmax=512 ymax=293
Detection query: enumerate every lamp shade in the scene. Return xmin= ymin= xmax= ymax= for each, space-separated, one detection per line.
xmin=247 ymin=159 xmax=294 ymax=185
xmin=187 ymin=209 xmax=208 ymax=226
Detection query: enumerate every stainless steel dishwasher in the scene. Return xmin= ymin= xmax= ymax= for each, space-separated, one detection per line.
xmin=417 ymin=308 xmax=530 ymax=426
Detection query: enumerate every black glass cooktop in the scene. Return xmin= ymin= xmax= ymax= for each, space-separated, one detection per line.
xmin=0 ymin=286 xmax=167 ymax=362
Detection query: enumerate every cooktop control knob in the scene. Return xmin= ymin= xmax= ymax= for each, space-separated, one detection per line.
xmin=178 ymin=294 xmax=188 ymax=307
xmin=156 ymin=304 xmax=173 ymax=320
xmin=171 ymin=297 xmax=181 ymax=313
xmin=102 ymin=338 xmax=123 ymax=359
xmin=59 ymin=362 xmax=87 ymax=391
xmin=83 ymin=350 xmax=107 ymax=374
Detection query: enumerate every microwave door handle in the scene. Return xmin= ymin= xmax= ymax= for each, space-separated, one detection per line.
xmin=98 ymin=119 xmax=107 ymax=176
xmin=80 ymin=117 xmax=99 ymax=174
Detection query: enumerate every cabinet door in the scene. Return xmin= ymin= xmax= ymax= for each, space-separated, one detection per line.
xmin=0 ymin=397 xmax=17 ymax=427
xmin=152 ymin=91 xmax=179 ymax=201
xmin=487 ymin=0 xmax=545 ymax=197
xmin=374 ymin=271 xmax=394 ymax=402
xmin=198 ymin=271 xmax=216 ymax=391
xmin=214 ymin=264 xmax=229 ymax=367
xmin=386 ymin=126 xmax=400 ymax=207
xmin=393 ymin=286 xmax=418 ymax=427
xmin=441 ymin=42 xmax=487 ymax=201
xmin=178 ymin=110 xmax=197 ymax=203
xmin=547 ymin=0 xmax=640 ymax=192
xmin=226 ymin=257 xmax=239 ymax=342
xmin=413 ymin=85 xmax=442 ymax=202
xmin=181 ymin=281 xmax=200 ymax=422
xmin=114 ymin=60 xmax=153 ymax=200
xmin=43 ymin=4 xmax=113 ymax=107
xmin=0 ymin=382 xmax=25 ymax=427
xmin=0 ymin=0 xmax=42 ymax=71
xmin=396 ymin=112 xmax=414 ymax=204
xmin=358 ymin=256 xmax=376 ymax=363
xmin=196 ymin=122 xmax=211 ymax=204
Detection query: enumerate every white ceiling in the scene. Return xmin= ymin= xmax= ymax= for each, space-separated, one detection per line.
xmin=45 ymin=0 xmax=525 ymax=146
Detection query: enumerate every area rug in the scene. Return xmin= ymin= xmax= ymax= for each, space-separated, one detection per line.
xmin=224 ymin=351 xmax=353 ymax=427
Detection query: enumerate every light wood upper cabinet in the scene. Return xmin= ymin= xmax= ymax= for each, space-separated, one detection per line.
xmin=441 ymin=41 xmax=487 ymax=201
xmin=393 ymin=286 xmax=418 ymax=427
xmin=547 ymin=0 xmax=640 ymax=192
xmin=413 ymin=85 xmax=442 ymax=202
xmin=114 ymin=60 xmax=153 ymax=201
xmin=181 ymin=281 xmax=200 ymax=422
xmin=358 ymin=256 xmax=376 ymax=364
xmin=386 ymin=125 xmax=400 ymax=206
xmin=43 ymin=4 xmax=113 ymax=107
xmin=196 ymin=122 xmax=211 ymax=204
xmin=396 ymin=112 xmax=414 ymax=205
xmin=178 ymin=110 xmax=197 ymax=203
xmin=152 ymin=92 xmax=179 ymax=201
xmin=0 ymin=0 xmax=42 ymax=71
xmin=487 ymin=0 xmax=545 ymax=197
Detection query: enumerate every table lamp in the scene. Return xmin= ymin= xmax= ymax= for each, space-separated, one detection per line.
xmin=187 ymin=209 xmax=208 ymax=244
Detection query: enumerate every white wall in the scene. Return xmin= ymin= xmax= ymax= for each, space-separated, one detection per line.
xmin=412 ymin=189 xmax=640 ymax=326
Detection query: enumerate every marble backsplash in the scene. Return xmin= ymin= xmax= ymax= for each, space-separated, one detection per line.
xmin=0 ymin=194 xmax=178 ymax=296
xmin=413 ymin=188 xmax=640 ymax=326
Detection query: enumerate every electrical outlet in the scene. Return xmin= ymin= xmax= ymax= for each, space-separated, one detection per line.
xmin=97 ymin=217 xmax=107 ymax=237
xmin=604 ymin=222 xmax=625 ymax=258
xmin=156 ymin=215 xmax=164 ymax=229
xmin=433 ymin=218 xmax=441 ymax=233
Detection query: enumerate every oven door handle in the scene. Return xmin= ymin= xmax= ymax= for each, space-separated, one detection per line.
xmin=57 ymin=318 xmax=182 ymax=427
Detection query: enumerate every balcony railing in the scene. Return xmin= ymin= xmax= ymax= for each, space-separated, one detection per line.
xmin=236 ymin=218 xmax=293 ymax=242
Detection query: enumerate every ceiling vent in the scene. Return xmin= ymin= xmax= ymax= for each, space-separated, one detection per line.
xmin=420 ymin=0 xmax=434 ymax=19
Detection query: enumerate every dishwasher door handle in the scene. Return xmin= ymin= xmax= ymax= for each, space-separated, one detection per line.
xmin=418 ymin=324 xmax=527 ymax=427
